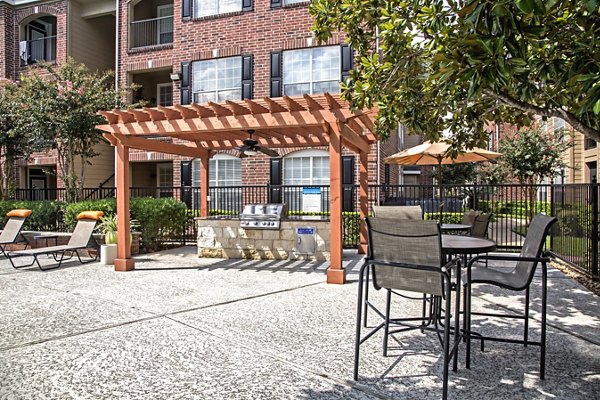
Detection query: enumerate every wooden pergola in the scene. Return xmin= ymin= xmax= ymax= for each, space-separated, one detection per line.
xmin=96 ymin=93 xmax=378 ymax=284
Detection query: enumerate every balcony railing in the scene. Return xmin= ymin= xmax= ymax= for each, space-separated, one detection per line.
xmin=129 ymin=16 xmax=173 ymax=49
xmin=20 ymin=36 xmax=57 ymax=66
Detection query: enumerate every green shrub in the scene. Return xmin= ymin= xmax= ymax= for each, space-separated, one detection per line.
xmin=424 ymin=212 xmax=462 ymax=224
xmin=0 ymin=200 xmax=61 ymax=231
xmin=62 ymin=198 xmax=117 ymax=229
xmin=342 ymin=212 xmax=360 ymax=248
xmin=130 ymin=197 xmax=187 ymax=252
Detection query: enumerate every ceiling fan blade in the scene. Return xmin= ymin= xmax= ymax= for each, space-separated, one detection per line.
xmin=255 ymin=145 xmax=279 ymax=157
xmin=235 ymin=145 xmax=252 ymax=152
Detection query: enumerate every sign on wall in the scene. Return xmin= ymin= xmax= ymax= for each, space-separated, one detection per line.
xmin=302 ymin=187 xmax=321 ymax=213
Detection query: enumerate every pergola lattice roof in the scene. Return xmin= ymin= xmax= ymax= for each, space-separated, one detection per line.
xmin=97 ymin=93 xmax=378 ymax=156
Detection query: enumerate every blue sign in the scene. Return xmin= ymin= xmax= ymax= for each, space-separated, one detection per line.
xmin=297 ymin=227 xmax=315 ymax=235
xmin=302 ymin=187 xmax=321 ymax=195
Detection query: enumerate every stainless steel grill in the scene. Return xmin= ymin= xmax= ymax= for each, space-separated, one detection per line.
xmin=240 ymin=203 xmax=288 ymax=229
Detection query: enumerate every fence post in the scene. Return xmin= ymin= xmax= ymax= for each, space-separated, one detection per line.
xmin=592 ymin=182 xmax=599 ymax=278
xmin=550 ymin=184 xmax=555 ymax=250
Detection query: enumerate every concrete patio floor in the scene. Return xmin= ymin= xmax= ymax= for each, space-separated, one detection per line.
xmin=0 ymin=247 xmax=598 ymax=399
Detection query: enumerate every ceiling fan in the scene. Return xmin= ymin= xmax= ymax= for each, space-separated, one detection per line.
xmin=236 ymin=130 xmax=279 ymax=158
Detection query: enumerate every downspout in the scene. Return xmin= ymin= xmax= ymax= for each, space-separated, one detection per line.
xmin=114 ymin=0 xmax=120 ymax=188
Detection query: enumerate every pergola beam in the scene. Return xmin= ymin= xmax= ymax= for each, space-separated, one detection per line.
xmin=113 ymin=133 xmax=209 ymax=158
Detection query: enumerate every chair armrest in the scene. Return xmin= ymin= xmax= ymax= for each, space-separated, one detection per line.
xmin=442 ymin=256 xmax=461 ymax=273
xmin=467 ymin=254 xmax=551 ymax=268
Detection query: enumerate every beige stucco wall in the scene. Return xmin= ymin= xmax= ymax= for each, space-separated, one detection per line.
xmin=68 ymin=2 xmax=114 ymax=73
xmin=74 ymin=140 xmax=115 ymax=187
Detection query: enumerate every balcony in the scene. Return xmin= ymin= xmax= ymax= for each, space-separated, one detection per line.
xmin=129 ymin=16 xmax=173 ymax=50
xmin=20 ymin=36 xmax=57 ymax=66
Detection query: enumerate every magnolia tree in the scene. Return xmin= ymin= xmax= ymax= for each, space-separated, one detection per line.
xmin=310 ymin=0 xmax=600 ymax=152
xmin=11 ymin=59 xmax=130 ymax=201
xmin=497 ymin=127 xmax=571 ymax=219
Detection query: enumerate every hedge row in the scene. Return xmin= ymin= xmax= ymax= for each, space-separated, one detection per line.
xmin=0 ymin=197 xmax=187 ymax=252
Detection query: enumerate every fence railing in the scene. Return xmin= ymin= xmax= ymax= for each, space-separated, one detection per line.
xmin=129 ymin=16 xmax=173 ymax=49
xmin=6 ymin=183 xmax=599 ymax=279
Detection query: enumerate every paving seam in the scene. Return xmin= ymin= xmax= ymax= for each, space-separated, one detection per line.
xmin=0 ymin=281 xmax=324 ymax=352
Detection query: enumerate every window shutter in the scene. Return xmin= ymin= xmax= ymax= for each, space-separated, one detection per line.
xmin=340 ymin=44 xmax=353 ymax=83
xmin=241 ymin=54 xmax=253 ymax=100
xmin=270 ymin=51 xmax=282 ymax=97
xmin=181 ymin=160 xmax=193 ymax=207
xmin=242 ymin=0 xmax=253 ymax=11
xmin=180 ymin=61 xmax=191 ymax=105
xmin=342 ymin=155 xmax=355 ymax=212
xmin=270 ymin=0 xmax=282 ymax=8
xmin=182 ymin=0 xmax=192 ymax=19
xmin=269 ymin=158 xmax=283 ymax=203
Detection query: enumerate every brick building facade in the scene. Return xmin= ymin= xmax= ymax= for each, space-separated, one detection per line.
xmin=1 ymin=0 xmax=427 ymax=198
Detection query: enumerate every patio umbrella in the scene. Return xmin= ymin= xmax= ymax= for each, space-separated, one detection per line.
xmin=384 ymin=141 xmax=502 ymax=220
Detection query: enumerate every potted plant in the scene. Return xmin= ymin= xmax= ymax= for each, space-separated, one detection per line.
xmin=98 ymin=214 xmax=133 ymax=245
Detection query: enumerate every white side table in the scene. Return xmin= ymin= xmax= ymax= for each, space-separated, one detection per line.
xmin=100 ymin=244 xmax=117 ymax=265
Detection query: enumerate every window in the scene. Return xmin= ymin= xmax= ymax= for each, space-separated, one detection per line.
xmin=584 ymin=137 xmax=597 ymax=150
xmin=20 ymin=16 xmax=57 ymax=66
xmin=194 ymin=0 xmax=241 ymax=18
xmin=283 ymin=149 xmax=330 ymax=185
xmin=157 ymin=163 xmax=173 ymax=198
xmin=193 ymin=154 xmax=242 ymax=211
xmin=157 ymin=83 xmax=173 ymax=106
xmin=192 ymin=57 xmax=242 ymax=104
xmin=283 ymin=46 xmax=340 ymax=96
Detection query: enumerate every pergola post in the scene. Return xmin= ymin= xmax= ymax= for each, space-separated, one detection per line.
xmin=358 ymin=150 xmax=369 ymax=254
xmin=327 ymin=122 xmax=345 ymax=284
xmin=114 ymin=143 xmax=134 ymax=271
xmin=200 ymin=149 xmax=210 ymax=218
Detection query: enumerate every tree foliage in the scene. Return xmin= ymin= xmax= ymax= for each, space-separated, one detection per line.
xmin=441 ymin=162 xmax=478 ymax=184
xmin=498 ymin=126 xmax=572 ymax=220
xmin=0 ymin=79 xmax=35 ymax=199
xmin=310 ymin=0 xmax=600 ymax=150
xmin=499 ymin=127 xmax=571 ymax=185
xmin=11 ymin=59 xmax=129 ymax=201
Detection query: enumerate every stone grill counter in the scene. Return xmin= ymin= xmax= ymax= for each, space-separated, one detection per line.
xmin=195 ymin=217 xmax=330 ymax=261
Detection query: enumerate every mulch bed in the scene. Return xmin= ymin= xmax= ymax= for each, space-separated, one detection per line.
xmin=551 ymin=259 xmax=600 ymax=297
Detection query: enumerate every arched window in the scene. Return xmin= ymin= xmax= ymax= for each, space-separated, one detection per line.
xmin=283 ymin=149 xmax=329 ymax=185
xmin=20 ymin=16 xmax=57 ymax=66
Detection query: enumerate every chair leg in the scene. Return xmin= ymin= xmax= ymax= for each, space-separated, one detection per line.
xmin=453 ymin=269 xmax=461 ymax=372
xmin=465 ymin=280 xmax=472 ymax=370
xmin=383 ymin=289 xmax=392 ymax=357
xmin=363 ymin=265 xmax=371 ymax=327
xmin=442 ymin=286 xmax=451 ymax=400
xmin=540 ymin=263 xmax=548 ymax=380
xmin=524 ymin=287 xmax=530 ymax=347
xmin=354 ymin=262 xmax=368 ymax=380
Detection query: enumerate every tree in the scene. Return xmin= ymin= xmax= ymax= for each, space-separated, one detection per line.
xmin=0 ymin=79 xmax=35 ymax=199
xmin=498 ymin=127 xmax=572 ymax=219
xmin=310 ymin=0 xmax=600 ymax=150
xmin=441 ymin=162 xmax=478 ymax=184
xmin=11 ymin=59 xmax=130 ymax=201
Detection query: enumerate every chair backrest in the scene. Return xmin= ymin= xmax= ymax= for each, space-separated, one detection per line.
xmin=0 ymin=217 xmax=27 ymax=243
xmin=514 ymin=213 xmax=558 ymax=286
xmin=366 ymin=217 xmax=444 ymax=296
xmin=470 ymin=212 xmax=492 ymax=238
xmin=461 ymin=210 xmax=480 ymax=226
xmin=372 ymin=205 xmax=423 ymax=219
xmin=67 ymin=218 xmax=98 ymax=248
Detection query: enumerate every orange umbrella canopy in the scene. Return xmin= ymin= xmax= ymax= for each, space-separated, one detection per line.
xmin=384 ymin=141 xmax=502 ymax=166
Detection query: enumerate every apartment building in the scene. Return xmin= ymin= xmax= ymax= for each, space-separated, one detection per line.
xmin=0 ymin=0 xmax=429 ymax=198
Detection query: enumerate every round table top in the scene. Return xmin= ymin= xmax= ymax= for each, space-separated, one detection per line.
xmin=441 ymin=223 xmax=472 ymax=232
xmin=442 ymin=234 xmax=497 ymax=255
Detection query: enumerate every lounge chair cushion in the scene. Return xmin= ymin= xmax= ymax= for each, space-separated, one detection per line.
xmin=76 ymin=211 xmax=104 ymax=220
xmin=6 ymin=209 xmax=32 ymax=218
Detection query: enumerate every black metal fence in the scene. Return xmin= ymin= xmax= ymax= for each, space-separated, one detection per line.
xmin=7 ymin=183 xmax=599 ymax=279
